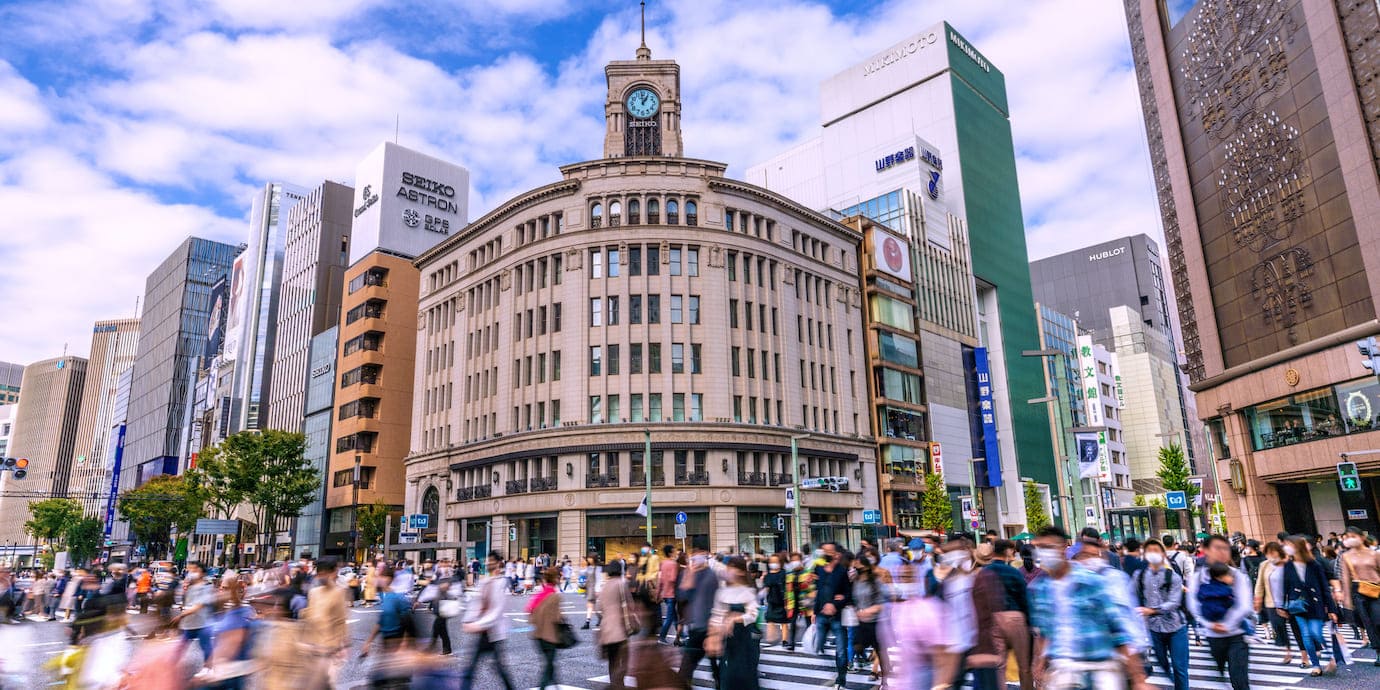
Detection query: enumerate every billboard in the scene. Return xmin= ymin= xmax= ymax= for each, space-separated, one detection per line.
xmin=350 ymin=141 xmax=471 ymax=264
xmin=972 ymin=347 xmax=1003 ymax=487
xmin=870 ymin=228 xmax=911 ymax=281
xmin=223 ymin=254 xmax=246 ymax=362
xmin=204 ymin=277 xmax=228 ymax=361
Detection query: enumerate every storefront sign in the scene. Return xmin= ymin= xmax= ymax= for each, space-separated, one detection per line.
xmin=973 ymin=347 xmax=1003 ymax=487
xmin=871 ymin=228 xmax=911 ymax=281
xmin=875 ymin=146 xmax=915 ymax=172
xmin=1077 ymin=335 xmax=1104 ymax=427
xmin=949 ymin=30 xmax=992 ymax=73
xmin=929 ymin=442 xmax=944 ymax=481
xmin=1088 ymin=246 xmax=1127 ymax=262
xmin=862 ymin=32 xmax=938 ymax=77
xmin=1347 ymin=509 xmax=1369 ymax=520
xmin=397 ymin=171 xmax=459 ymax=214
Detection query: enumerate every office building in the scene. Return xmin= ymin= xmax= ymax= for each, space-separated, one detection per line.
xmin=0 ymin=405 xmax=16 ymax=463
xmin=0 ymin=356 xmax=88 ymax=546
xmin=403 ymin=34 xmax=877 ymax=563
xmin=1030 ymin=235 xmax=1202 ymax=493
xmin=1127 ymin=0 xmax=1380 ymax=536
xmin=120 ymin=238 xmax=237 ymax=506
xmin=322 ymin=142 xmax=471 ymax=560
xmin=0 ymin=361 xmax=21 ymax=405
xmin=296 ymin=327 xmax=339 ymax=559
xmin=747 ymin=22 xmax=1052 ymax=534
xmin=266 ymin=180 xmax=353 ymax=432
xmin=69 ymin=319 xmax=140 ymax=518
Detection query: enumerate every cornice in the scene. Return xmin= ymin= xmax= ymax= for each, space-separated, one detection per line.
xmin=414 ymin=178 xmax=582 ymax=268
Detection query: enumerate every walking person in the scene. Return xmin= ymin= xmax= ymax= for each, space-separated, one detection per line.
xmin=676 ymin=546 xmax=719 ymax=687
xmin=528 ymin=566 xmax=567 ymax=689
xmin=170 ymin=562 xmax=216 ymax=671
xmin=760 ymin=553 xmax=791 ymax=647
xmin=303 ymin=557 xmax=350 ymax=688
xmin=811 ymin=542 xmax=852 ymax=690
xmin=1256 ymin=541 xmax=1307 ymax=667
xmin=582 ymin=555 xmax=600 ymax=629
xmin=972 ymin=539 xmax=1033 ymax=690
xmin=594 ymin=561 xmax=634 ymax=690
xmin=1133 ymin=539 xmax=1189 ymax=690
xmin=418 ymin=563 xmax=458 ymax=655
xmin=1279 ymin=534 xmax=1339 ymax=676
xmin=657 ymin=544 xmax=681 ymax=644
xmin=1338 ymin=528 xmax=1380 ymax=664
xmin=361 ymin=562 xmax=377 ymax=607
xmin=849 ymin=553 xmax=890 ymax=683
xmin=708 ymin=557 xmax=760 ymax=689
xmin=459 ymin=551 xmax=517 ymax=690
xmin=1187 ymin=534 xmax=1255 ymax=689
xmin=933 ymin=540 xmax=978 ymax=687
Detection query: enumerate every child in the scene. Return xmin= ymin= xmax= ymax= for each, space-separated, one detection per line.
xmin=1198 ymin=562 xmax=1254 ymax=636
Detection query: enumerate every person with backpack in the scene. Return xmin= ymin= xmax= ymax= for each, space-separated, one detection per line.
xmin=1186 ymin=535 xmax=1254 ymax=689
xmin=1132 ymin=539 xmax=1188 ymax=690
xmin=361 ymin=565 xmax=414 ymax=657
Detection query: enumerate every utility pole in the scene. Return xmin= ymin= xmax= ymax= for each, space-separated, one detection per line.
xmin=351 ymin=454 xmax=361 ymax=564
xmin=790 ymin=433 xmax=808 ymax=552
xmin=644 ymin=430 xmax=653 ymax=544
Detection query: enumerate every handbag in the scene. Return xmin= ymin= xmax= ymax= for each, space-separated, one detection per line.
xmin=438 ymin=597 xmax=463 ymax=619
xmin=554 ymin=619 xmax=578 ymax=649
xmin=1283 ymin=597 xmax=1308 ymax=615
xmin=620 ymin=582 xmax=642 ymax=636
xmin=841 ymin=604 xmax=859 ymax=627
xmin=1342 ymin=554 xmax=1380 ymax=599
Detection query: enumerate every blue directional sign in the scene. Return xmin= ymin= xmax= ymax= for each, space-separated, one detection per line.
xmin=675 ymin=511 xmax=688 ymax=525
xmin=863 ymin=509 xmax=881 ymax=525
xmin=1165 ymin=491 xmax=1188 ymax=511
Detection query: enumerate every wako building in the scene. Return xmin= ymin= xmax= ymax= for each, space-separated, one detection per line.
xmin=747 ymin=23 xmax=1054 ymax=534
xmin=405 ymin=35 xmax=877 ymax=562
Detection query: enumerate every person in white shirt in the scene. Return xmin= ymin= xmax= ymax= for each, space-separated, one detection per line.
xmin=460 ymin=551 xmax=515 ymax=690
xmin=390 ymin=560 xmax=415 ymax=596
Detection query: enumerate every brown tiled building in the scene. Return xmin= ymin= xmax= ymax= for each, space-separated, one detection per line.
xmin=1126 ymin=0 xmax=1380 ymax=536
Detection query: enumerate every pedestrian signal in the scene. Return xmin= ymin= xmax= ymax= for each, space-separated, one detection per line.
xmin=1337 ymin=461 xmax=1362 ymax=492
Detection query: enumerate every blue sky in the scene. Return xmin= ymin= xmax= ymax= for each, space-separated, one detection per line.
xmin=0 ymin=0 xmax=1161 ymax=365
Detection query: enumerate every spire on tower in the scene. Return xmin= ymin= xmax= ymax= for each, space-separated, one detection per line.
xmin=636 ymin=1 xmax=651 ymax=60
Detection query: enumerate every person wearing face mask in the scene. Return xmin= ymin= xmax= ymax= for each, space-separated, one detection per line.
xmin=707 ymin=557 xmax=761 ymax=688
xmin=1337 ymin=528 xmax=1380 ymax=665
xmin=761 ymin=554 xmax=791 ymax=647
xmin=972 ymin=539 xmax=1032 ymax=690
xmin=811 ymin=542 xmax=853 ymax=690
xmin=932 ymin=539 xmax=978 ymax=687
xmin=783 ymin=552 xmax=808 ymax=651
xmin=1133 ymin=539 xmax=1188 ymax=690
xmin=1276 ymin=534 xmax=1339 ymax=676
xmin=850 ymin=554 xmax=891 ymax=682
xmin=676 ymin=547 xmax=720 ymax=687
xmin=1255 ymin=542 xmax=1306 ymax=667
xmin=1187 ymin=535 xmax=1257 ymax=688
xmin=171 ymin=562 xmax=215 ymax=671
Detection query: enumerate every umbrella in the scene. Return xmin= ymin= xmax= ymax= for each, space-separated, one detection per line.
xmin=1012 ymin=532 xmax=1033 ymax=541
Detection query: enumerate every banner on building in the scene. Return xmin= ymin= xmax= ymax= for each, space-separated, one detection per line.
xmin=972 ymin=347 xmax=1002 ymax=488
xmin=1076 ymin=335 xmax=1103 ymax=426
xmin=1075 ymin=432 xmax=1101 ymax=480
xmin=870 ymin=228 xmax=912 ymax=281
xmin=929 ymin=442 xmax=944 ymax=482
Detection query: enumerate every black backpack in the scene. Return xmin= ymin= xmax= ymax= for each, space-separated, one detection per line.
xmin=1134 ymin=566 xmax=1177 ymax=606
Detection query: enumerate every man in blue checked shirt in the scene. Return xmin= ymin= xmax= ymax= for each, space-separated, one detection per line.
xmin=1028 ymin=526 xmax=1150 ymax=690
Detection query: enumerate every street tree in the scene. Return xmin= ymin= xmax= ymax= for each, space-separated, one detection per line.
xmin=117 ymin=474 xmax=204 ymax=560
xmin=1023 ymin=481 xmax=1051 ymax=532
xmin=187 ymin=436 xmax=259 ymax=519
xmin=63 ymin=517 xmax=103 ymax=566
xmin=919 ymin=471 xmax=953 ymax=532
xmin=190 ymin=431 xmax=321 ymax=560
xmin=24 ymin=498 xmax=83 ymax=549
xmin=357 ymin=500 xmax=389 ymax=561
xmin=1155 ymin=442 xmax=1199 ymax=530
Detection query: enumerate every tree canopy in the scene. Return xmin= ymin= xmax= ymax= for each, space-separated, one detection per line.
xmin=24 ymin=498 xmax=82 ymax=545
xmin=919 ymin=471 xmax=953 ymax=532
xmin=189 ymin=430 xmax=319 ymax=560
xmin=117 ymin=474 xmax=204 ymax=559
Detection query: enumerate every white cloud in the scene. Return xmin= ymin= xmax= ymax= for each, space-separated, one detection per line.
xmin=0 ymin=61 xmax=49 ymax=137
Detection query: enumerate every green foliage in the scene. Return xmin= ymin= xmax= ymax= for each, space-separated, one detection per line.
xmin=1023 ymin=481 xmax=1051 ymax=532
xmin=190 ymin=430 xmax=320 ymax=561
xmin=357 ymin=500 xmax=389 ymax=558
xmin=1155 ymin=443 xmax=1199 ymax=503
xmin=919 ymin=472 xmax=953 ymax=532
xmin=24 ymin=499 xmax=82 ymax=545
xmin=118 ymin=475 xmax=204 ymax=560
xmin=63 ymin=517 xmax=104 ymax=566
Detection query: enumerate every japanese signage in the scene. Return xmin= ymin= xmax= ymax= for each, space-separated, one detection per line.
xmin=1076 ymin=334 xmax=1103 ymax=427
xmin=972 ymin=347 xmax=1002 ymax=487
xmin=875 ymin=145 xmax=915 ymax=173
xmin=929 ymin=441 xmax=944 ymax=482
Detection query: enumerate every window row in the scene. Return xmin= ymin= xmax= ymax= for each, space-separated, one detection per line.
xmin=334 ymin=431 xmax=378 ymax=454
xmin=729 ymin=347 xmax=782 ymax=382
xmin=332 ymin=466 xmax=376 ymax=489
xmin=424 ymin=340 xmax=454 ymax=374
xmin=343 ymin=331 xmax=382 ymax=356
xmin=424 ymin=383 xmax=453 ymax=415
xmin=591 ymin=294 xmax=699 ymax=326
xmin=509 ymin=351 xmax=562 ymax=389
xmin=723 ymin=209 xmax=775 ymax=241
xmin=727 ymin=299 xmax=777 ymax=334
xmin=512 ymin=212 xmax=564 ymax=248
xmin=589 ymin=197 xmax=698 ymax=228
xmin=790 ymin=229 xmax=832 ymax=264
xmin=338 ymin=397 xmax=379 ymax=420
xmin=796 ymin=315 xmax=835 ymax=350
xmin=512 ymin=253 xmax=564 ymax=296
xmin=589 ymin=392 xmax=704 ymax=423
xmin=733 ymin=396 xmax=785 ymax=426
xmin=468 ymin=237 xmax=502 ymax=272
xmin=589 ymin=244 xmax=700 ymax=278
xmin=348 ymin=267 xmax=388 ymax=293
xmin=340 ymin=364 xmax=381 ymax=388
xmin=509 ymin=401 xmax=562 ymax=433
xmin=725 ymin=251 xmax=777 ymax=288
xmin=585 ymin=450 xmax=709 ymax=487
xmin=513 ymin=303 xmax=563 ymax=341
xmin=346 ymin=299 xmax=385 ymax=325
xmin=591 ymin=342 xmax=701 ymax=376
xmin=800 ymin=361 xmax=838 ymax=394
xmin=426 ymin=260 xmax=460 ymax=294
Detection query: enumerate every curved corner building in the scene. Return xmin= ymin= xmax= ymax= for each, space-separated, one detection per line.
xmin=405 ymin=38 xmax=878 ymax=561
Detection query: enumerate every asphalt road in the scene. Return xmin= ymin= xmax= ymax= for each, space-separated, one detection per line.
xmin=1 ymin=593 xmax=1378 ymax=690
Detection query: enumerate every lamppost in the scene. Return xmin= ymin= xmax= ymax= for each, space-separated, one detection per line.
xmin=789 ymin=433 xmax=809 ymax=553
xmin=351 ymin=453 xmax=361 ymax=564
xmin=1023 ymin=349 xmax=1080 ymax=531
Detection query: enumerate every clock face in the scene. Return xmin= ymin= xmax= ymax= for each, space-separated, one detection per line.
xmin=626 ymin=88 xmax=660 ymax=119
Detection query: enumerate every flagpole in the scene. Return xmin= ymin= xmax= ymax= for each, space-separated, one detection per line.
xmin=644 ymin=429 xmax=653 ymax=543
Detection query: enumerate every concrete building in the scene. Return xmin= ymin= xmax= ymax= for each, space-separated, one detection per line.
xmin=404 ymin=36 xmax=877 ymax=563
xmin=322 ymin=142 xmax=471 ymax=560
xmin=0 ymin=405 xmax=16 ymax=463
xmin=266 ymin=181 xmax=353 ymax=433
xmin=0 ymin=361 xmax=21 ymax=405
xmin=296 ymin=327 xmax=339 ymax=559
xmin=69 ymin=319 xmax=140 ymax=518
xmin=1030 ymin=235 xmax=1202 ymax=493
xmin=1076 ymin=334 xmax=1134 ymax=510
xmin=747 ymin=22 xmax=1052 ymax=534
xmin=1126 ymin=0 xmax=1380 ymax=536
xmin=0 ymin=356 xmax=88 ymax=546
xmin=120 ymin=238 xmax=237 ymax=509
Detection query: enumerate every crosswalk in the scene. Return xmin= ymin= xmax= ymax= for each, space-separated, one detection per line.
xmin=577 ymin=633 xmax=1374 ymax=690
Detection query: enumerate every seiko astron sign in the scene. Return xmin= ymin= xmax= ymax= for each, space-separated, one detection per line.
xmin=350 ymin=141 xmax=471 ymax=264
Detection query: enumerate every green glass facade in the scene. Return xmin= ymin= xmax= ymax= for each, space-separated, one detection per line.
xmin=945 ymin=24 xmax=1059 ymax=493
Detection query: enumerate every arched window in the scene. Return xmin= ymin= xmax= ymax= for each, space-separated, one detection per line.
xmin=628 ymin=199 xmax=641 ymax=224
xmin=667 ymin=199 xmax=680 ymax=225
xmin=647 ymin=198 xmax=660 ymax=224
xmin=685 ymin=200 xmax=698 ymax=227
xmin=608 ymin=200 xmax=622 ymax=227
xmin=421 ymin=486 xmax=440 ymax=534
xmin=590 ymin=202 xmax=603 ymax=229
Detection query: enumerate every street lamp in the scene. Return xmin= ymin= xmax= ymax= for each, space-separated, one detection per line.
xmin=1022 ymin=349 xmax=1081 ymax=531
xmin=789 ymin=433 xmax=809 ymax=553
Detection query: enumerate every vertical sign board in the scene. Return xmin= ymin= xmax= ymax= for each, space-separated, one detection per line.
xmin=103 ymin=424 xmax=127 ymax=537
xmin=972 ymin=348 xmax=1003 ymax=487
xmin=929 ymin=442 xmax=944 ymax=481
xmin=1076 ymin=335 xmax=1110 ymax=482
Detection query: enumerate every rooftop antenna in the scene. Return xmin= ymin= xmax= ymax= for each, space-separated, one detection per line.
xmin=636 ymin=1 xmax=651 ymax=60
xmin=134 ymin=295 xmax=141 ymax=318
xmin=395 ymin=114 xmax=400 ymax=144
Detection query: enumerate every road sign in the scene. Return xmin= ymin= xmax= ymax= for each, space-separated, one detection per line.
xmin=785 ymin=487 xmax=796 ymax=509
xmin=674 ymin=523 xmax=687 ymax=540
xmin=508 ymin=525 xmax=517 ymax=541
xmin=862 ymin=509 xmax=881 ymax=524
xmin=1347 ymin=509 xmax=1369 ymax=520
xmin=399 ymin=533 xmax=418 ymax=544
xmin=675 ymin=511 xmax=688 ymax=525
xmin=409 ymin=514 xmax=430 ymax=529
xmin=1338 ymin=462 xmax=1362 ymax=492
xmin=776 ymin=516 xmax=786 ymax=531
xmin=195 ymin=519 xmax=239 ymax=535
xmin=1165 ymin=491 xmax=1188 ymax=510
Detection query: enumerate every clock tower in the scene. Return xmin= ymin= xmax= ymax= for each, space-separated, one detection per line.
xmin=603 ymin=3 xmax=682 ymax=158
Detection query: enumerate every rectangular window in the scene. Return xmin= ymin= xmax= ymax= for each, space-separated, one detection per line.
xmin=648 ymin=295 xmax=661 ymax=324
xmin=647 ymin=245 xmax=660 ymax=275
xmin=538 ymin=306 xmax=547 ymax=335
xmin=589 ymin=346 xmax=602 ymax=376
xmin=669 ymin=247 xmax=682 ymax=276
xmin=629 ymin=246 xmax=642 ymax=275
xmin=688 ymin=296 xmax=700 ymax=325
xmin=650 ymin=343 xmax=662 ymax=373
xmin=590 ymin=298 xmax=602 ymax=326
xmin=590 ymin=250 xmax=603 ymax=278
xmin=608 ymin=296 xmax=619 ymax=325
xmin=607 ymin=248 xmax=619 ymax=277
xmin=537 ymin=353 xmax=546 ymax=383
xmin=649 ymin=393 xmax=662 ymax=421
xmin=744 ymin=302 xmax=753 ymax=331
xmin=671 ymin=343 xmax=685 ymax=373
xmin=733 ymin=396 xmax=742 ymax=422
xmin=631 ymin=394 xmax=644 ymax=422
xmin=731 ymin=347 xmax=741 ymax=376
xmin=673 ymin=393 xmax=686 ymax=421
xmin=690 ymin=393 xmax=702 ymax=422
xmin=746 ymin=349 xmax=756 ymax=378
xmin=552 ymin=350 xmax=561 ymax=381
xmin=608 ymin=394 xmax=620 ymax=422
xmin=687 ymin=248 xmax=699 ymax=276
xmin=670 ymin=295 xmax=683 ymax=324
xmin=553 ymin=303 xmax=562 ymax=332
xmin=552 ymin=399 xmax=561 ymax=425
xmin=727 ymin=251 xmax=737 ymax=281
xmin=748 ymin=398 xmax=757 ymax=424
xmin=631 ymin=343 xmax=643 ymax=374
xmin=761 ymin=350 xmax=768 ymax=381
xmin=589 ymin=396 xmax=602 ymax=424
xmin=729 ymin=299 xmax=739 ymax=328
xmin=691 ymin=344 xmax=702 ymax=374
xmin=607 ymin=344 xmax=620 ymax=375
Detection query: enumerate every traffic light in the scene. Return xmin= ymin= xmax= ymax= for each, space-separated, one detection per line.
xmin=1358 ymin=338 xmax=1380 ymax=375
xmin=1 ymin=457 xmax=26 ymax=480
xmin=1338 ymin=461 xmax=1362 ymax=492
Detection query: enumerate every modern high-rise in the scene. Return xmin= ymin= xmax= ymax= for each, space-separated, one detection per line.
xmin=1030 ymin=235 xmax=1203 ymax=494
xmin=403 ymin=34 xmax=877 ymax=563
xmin=296 ymin=327 xmax=339 ymax=559
xmin=0 ymin=361 xmax=22 ymax=405
xmin=226 ymin=182 xmax=308 ymax=433
xmin=1126 ymin=0 xmax=1380 ymax=536
xmin=0 ymin=356 xmax=88 ymax=546
xmin=0 ymin=406 xmax=15 ymax=460
xmin=323 ymin=142 xmax=470 ymax=560
xmin=747 ymin=22 xmax=1054 ymax=535
xmin=120 ymin=238 xmax=237 ymax=502
xmin=69 ymin=319 xmax=141 ymax=518
xmin=266 ymin=180 xmax=353 ymax=432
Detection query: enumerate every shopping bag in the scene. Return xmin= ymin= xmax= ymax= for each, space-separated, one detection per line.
xmin=799 ymin=620 xmax=817 ymax=653
xmin=1330 ymin=622 xmax=1353 ymax=665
